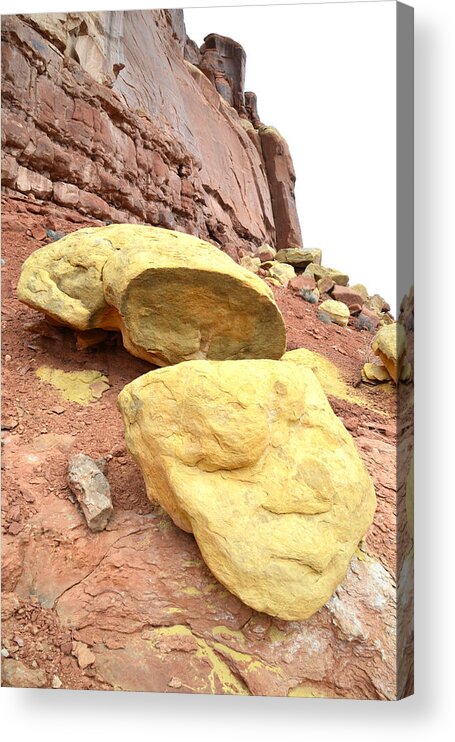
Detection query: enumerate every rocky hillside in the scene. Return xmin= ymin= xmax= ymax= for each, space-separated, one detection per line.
xmin=1 ymin=9 xmax=413 ymax=699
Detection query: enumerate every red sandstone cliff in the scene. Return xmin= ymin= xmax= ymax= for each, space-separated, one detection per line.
xmin=1 ymin=9 xmax=303 ymax=258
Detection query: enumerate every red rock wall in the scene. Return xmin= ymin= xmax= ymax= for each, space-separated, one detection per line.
xmin=1 ymin=10 xmax=302 ymax=257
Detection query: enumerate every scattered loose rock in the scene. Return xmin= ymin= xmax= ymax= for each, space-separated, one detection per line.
xmin=67 ymin=453 xmax=113 ymax=531
xmin=267 ymin=261 xmax=296 ymax=287
xmin=331 ymin=285 xmax=365 ymax=314
xmin=288 ymin=274 xmax=316 ymax=293
xmin=275 ymin=247 xmax=321 ymax=267
xmin=304 ymin=263 xmax=349 ymax=287
xmin=72 ymin=641 xmax=96 ymax=669
xmin=318 ymin=299 xmax=350 ymax=327
xmin=239 ymin=255 xmax=261 ymax=273
xmin=255 ymin=243 xmax=276 ymax=262
xmin=1 ymin=658 xmax=47 ymax=688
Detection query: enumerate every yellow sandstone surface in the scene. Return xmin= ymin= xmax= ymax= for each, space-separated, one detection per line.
xmin=118 ymin=358 xmax=376 ymax=620
xmin=17 ymin=224 xmax=286 ymax=366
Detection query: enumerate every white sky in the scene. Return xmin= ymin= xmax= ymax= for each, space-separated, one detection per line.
xmin=184 ymin=1 xmax=397 ymax=311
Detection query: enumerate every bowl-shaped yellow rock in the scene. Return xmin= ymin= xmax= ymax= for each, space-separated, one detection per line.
xmin=118 ymin=358 xmax=376 ymax=620
xmin=17 ymin=224 xmax=286 ymax=366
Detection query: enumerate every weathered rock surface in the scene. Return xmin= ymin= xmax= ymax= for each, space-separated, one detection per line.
xmin=304 ymin=263 xmax=349 ymax=287
xmin=17 ymin=224 xmax=286 ymax=365
xmin=275 ymin=248 xmax=322 ymax=267
xmin=357 ymin=307 xmax=381 ymax=331
xmin=372 ymin=323 xmax=407 ymax=384
xmin=318 ymin=299 xmax=350 ymax=327
xmin=266 ymin=261 xmax=296 ymax=287
xmin=1 ymin=11 xmax=302 ymax=257
xmin=68 ymin=454 xmax=113 ymax=531
xmin=258 ymin=126 xmax=303 ymax=250
xmin=117 ymin=358 xmax=376 ymax=620
xmin=1 ymin=658 xmax=47 ymax=688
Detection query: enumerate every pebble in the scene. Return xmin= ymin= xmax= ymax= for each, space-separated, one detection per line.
xmin=1 ymin=648 xmax=9 ymax=658
xmin=168 ymin=677 xmax=183 ymax=689
xmin=52 ymin=675 xmax=63 ymax=689
xmin=8 ymin=522 xmax=23 ymax=536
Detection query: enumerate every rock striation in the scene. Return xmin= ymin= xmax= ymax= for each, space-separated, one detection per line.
xmin=117 ymin=356 xmax=376 ymax=620
xmin=17 ymin=224 xmax=286 ymax=365
xmin=1 ymin=11 xmax=302 ymax=258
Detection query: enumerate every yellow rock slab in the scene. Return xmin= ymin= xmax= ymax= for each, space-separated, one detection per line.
xmin=18 ymin=224 xmax=286 ymax=366
xmin=372 ymin=322 xmax=407 ymax=383
xmin=118 ymin=359 xmax=376 ymax=620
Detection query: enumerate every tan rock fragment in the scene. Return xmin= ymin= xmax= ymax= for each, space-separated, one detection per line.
xmin=361 ymin=363 xmax=391 ymax=385
xmin=350 ymin=283 xmax=369 ymax=302
xmin=255 ymin=243 xmax=276 ymax=262
xmin=372 ymin=323 xmax=407 ymax=384
xmin=318 ymin=299 xmax=350 ymax=327
xmin=72 ymin=641 xmax=96 ymax=669
xmin=118 ymin=359 xmax=376 ymax=620
xmin=17 ymin=224 xmax=286 ymax=366
xmin=304 ymin=263 xmax=349 ymax=287
xmin=267 ymin=261 xmax=296 ymax=287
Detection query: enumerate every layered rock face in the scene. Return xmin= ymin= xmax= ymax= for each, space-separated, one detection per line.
xmin=1 ymin=10 xmax=302 ymax=257
xmin=17 ymin=224 xmax=286 ymax=365
xmin=118 ymin=356 xmax=376 ymax=620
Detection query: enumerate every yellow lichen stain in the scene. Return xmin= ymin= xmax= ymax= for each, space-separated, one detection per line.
xmin=35 ymin=366 xmax=110 ymax=405
xmin=147 ymin=625 xmax=248 ymax=695
xmin=282 ymin=348 xmax=369 ymax=407
xmin=268 ymin=625 xmax=288 ymax=643
xmin=288 ymin=685 xmax=326 ymax=698
xmin=181 ymin=586 xmax=201 ymax=596
xmin=212 ymin=641 xmax=283 ymax=678
xmin=194 ymin=637 xmax=249 ymax=695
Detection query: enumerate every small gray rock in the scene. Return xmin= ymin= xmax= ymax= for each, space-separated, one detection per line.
xmin=68 ymin=454 xmax=113 ymax=532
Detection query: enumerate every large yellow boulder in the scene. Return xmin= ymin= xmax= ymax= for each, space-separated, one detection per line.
xmin=372 ymin=322 xmax=407 ymax=383
xmin=17 ymin=225 xmax=286 ymax=365
xmin=118 ymin=359 xmax=376 ymax=620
